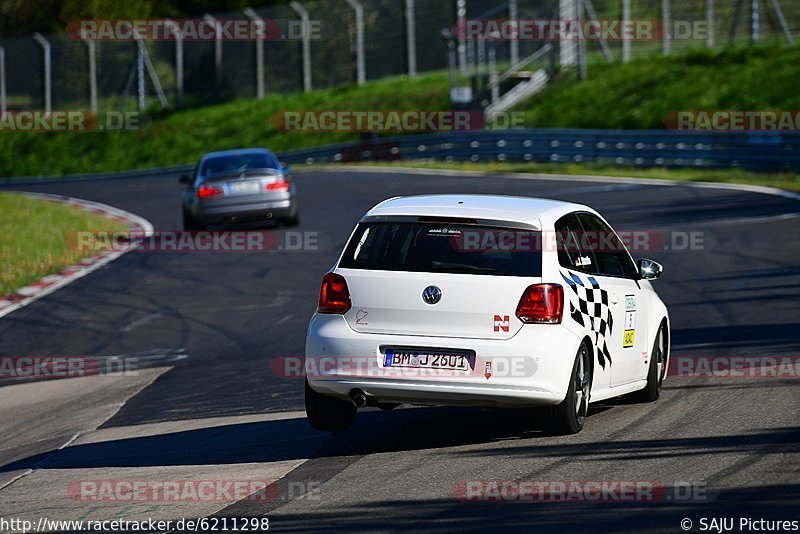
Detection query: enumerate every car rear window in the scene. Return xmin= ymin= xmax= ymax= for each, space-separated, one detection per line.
xmin=200 ymin=153 xmax=280 ymax=177
xmin=339 ymin=221 xmax=542 ymax=276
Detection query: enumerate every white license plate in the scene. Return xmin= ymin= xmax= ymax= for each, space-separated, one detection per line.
xmin=383 ymin=349 xmax=471 ymax=371
xmin=225 ymin=181 xmax=261 ymax=195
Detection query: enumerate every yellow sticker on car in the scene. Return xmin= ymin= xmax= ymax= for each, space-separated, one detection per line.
xmin=623 ymin=329 xmax=635 ymax=348
xmin=623 ymin=295 xmax=636 ymax=348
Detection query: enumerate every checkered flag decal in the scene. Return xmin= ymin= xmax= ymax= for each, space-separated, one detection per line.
xmin=561 ymin=271 xmax=614 ymax=369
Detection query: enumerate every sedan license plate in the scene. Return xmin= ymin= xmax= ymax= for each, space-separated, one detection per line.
xmin=225 ymin=181 xmax=261 ymax=195
xmin=383 ymin=349 xmax=471 ymax=371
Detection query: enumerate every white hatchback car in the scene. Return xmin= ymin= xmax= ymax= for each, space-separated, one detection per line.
xmin=305 ymin=195 xmax=669 ymax=434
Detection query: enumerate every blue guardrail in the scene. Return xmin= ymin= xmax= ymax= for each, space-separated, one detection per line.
xmin=278 ymin=129 xmax=800 ymax=173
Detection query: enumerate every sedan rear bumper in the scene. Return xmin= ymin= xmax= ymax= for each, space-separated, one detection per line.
xmin=195 ymin=198 xmax=296 ymax=225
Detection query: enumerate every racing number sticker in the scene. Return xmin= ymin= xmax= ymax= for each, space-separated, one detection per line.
xmin=623 ymin=295 xmax=636 ymax=348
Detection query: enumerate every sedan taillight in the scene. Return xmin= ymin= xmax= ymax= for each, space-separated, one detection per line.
xmin=197 ymin=184 xmax=222 ymax=198
xmin=265 ymin=179 xmax=290 ymax=192
xmin=318 ymin=273 xmax=351 ymax=314
xmin=516 ymin=283 xmax=563 ymax=324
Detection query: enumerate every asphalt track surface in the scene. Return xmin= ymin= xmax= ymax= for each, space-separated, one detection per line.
xmin=1 ymin=168 xmax=799 ymax=533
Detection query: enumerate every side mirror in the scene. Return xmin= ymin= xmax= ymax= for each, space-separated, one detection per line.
xmin=280 ymin=163 xmax=292 ymax=175
xmin=179 ymin=174 xmax=190 ymax=184
xmin=638 ymin=258 xmax=663 ymax=280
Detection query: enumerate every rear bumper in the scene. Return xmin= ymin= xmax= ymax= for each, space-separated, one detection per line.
xmin=195 ymin=196 xmax=296 ymax=225
xmin=305 ymin=314 xmax=582 ymax=408
xmin=309 ymin=377 xmax=566 ymax=407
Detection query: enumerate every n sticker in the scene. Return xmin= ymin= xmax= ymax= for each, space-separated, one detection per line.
xmin=493 ymin=315 xmax=509 ymax=332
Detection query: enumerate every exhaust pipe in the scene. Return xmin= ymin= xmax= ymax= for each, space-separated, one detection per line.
xmin=349 ymin=389 xmax=367 ymax=408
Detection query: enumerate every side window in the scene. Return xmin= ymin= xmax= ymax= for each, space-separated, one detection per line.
xmin=554 ymin=213 xmax=596 ymax=273
xmin=577 ymin=213 xmax=638 ymax=278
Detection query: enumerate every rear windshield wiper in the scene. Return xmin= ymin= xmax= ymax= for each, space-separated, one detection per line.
xmin=431 ymin=261 xmax=496 ymax=273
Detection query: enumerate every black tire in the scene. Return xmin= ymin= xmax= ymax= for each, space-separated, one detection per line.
xmin=182 ymin=209 xmax=204 ymax=231
xmin=632 ymin=321 xmax=668 ymax=403
xmin=547 ymin=342 xmax=592 ymax=435
xmin=305 ymin=379 xmax=356 ymax=431
xmin=281 ymin=212 xmax=300 ymax=227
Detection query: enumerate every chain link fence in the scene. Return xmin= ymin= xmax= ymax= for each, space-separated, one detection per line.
xmin=567 ymin=0 xmax=798 ymax=64
xmin=0 ymin=0 xmax=797 ymax=113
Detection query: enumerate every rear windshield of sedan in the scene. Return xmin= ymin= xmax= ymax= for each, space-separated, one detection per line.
xmin=339 ymin=221 xmax=542 ymax=276
xmin=200 ymin=153 xmax=280 ymax=177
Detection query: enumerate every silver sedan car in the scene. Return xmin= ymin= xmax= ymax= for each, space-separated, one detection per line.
xmin=180 ymin=148 xmax=299 ymax=230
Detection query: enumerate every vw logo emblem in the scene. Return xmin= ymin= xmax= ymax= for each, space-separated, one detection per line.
xmin=422 ymin=285 xmax=442 ymax=305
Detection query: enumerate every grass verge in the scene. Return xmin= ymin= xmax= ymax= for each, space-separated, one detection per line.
xmin=0 ymin=73 xmax=449 ymax=178
xmin=520 ymin=45 xmax=800 ymax=129
xmin=0 ymin=193 xmax=128 ymax=295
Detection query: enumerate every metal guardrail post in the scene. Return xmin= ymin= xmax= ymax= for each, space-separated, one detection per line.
xmin=204 ymin=14 xmax=224 ymax=90
xmin=621 ymin=0 xmax=631 ymax=63
xmin=477 ymin=35 xmax=485 ymax=74
xmin=164 ymin=20 xmax=184 ymax=107
xmin=560 ymin=0 xmax=578 ymax=67
xmin=707 ymin=0 xmax=715 ymax=48
xmin=0 ymin=46 xmax=6 ymax=115
xmin=244 ymin=8 xmax=266 ymax=99
xmin=488 ymin=43 xmax=498 ymax=104
xmin=132 ymin=28 xmax=169 ymax=110
xmin=444 ymin=31 xmax=457 ymax=102
xmin=582 ymin=0 xmax=614 ymax=63
xmin=290 ymin=1 xmax=312 ymax=92
xmin=729 ymin=0 xmax=745 ymax=45
xmin=662 ymin=0 xmax=671 ymax=55
xmin=456 ymin=0 xmax=467 ymax=76
xmin=577 ymin=0 xmax=587 ymax=80
xmin=508 ymin=0 xmax=519 ymax=67
xmin=33 ymin=33 xmax=52 ymax=112
xmin=345 ymin=0 xmax=366 ymax=86
xmin=751 ymin=0 xmax=760 ymax=43
xmin=83 ymin=38 xmax=98 ymax=114
xmin=405 ymin=0 xmax=417 ymax=78
xmin=769 ymin=0 xmax=795 ymax=44
xmin=137 ymin=40 xmax=145 ymax=110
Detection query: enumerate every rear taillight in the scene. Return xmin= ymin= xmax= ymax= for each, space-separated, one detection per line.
xmin=516 ymin=283 xmax=563 ymax=324
xmin=197 ymin=184 xmax=222 ymax=198
xmin=265 ymin=179 xmax=290 ymax=192
xmin=318 ymin=273 xmax=351 ymax=314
